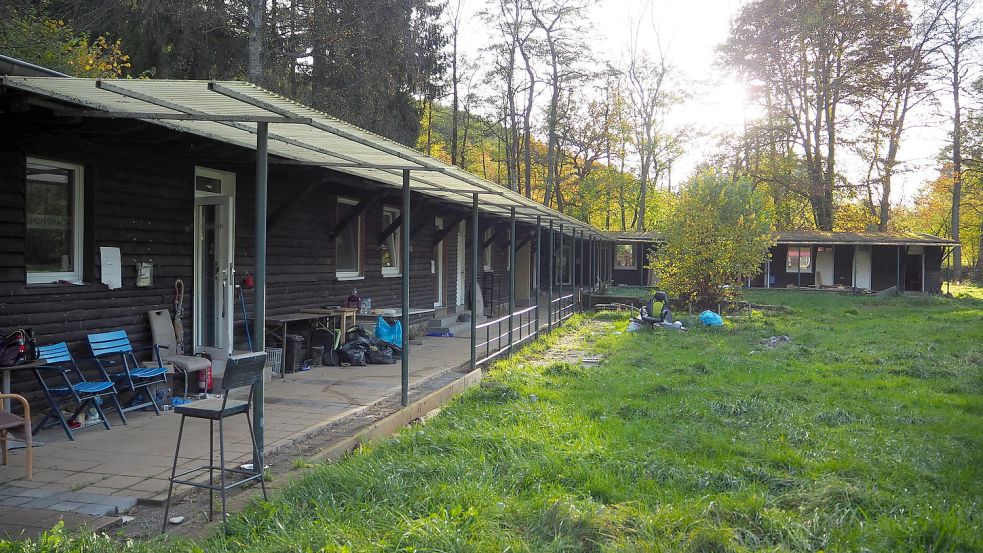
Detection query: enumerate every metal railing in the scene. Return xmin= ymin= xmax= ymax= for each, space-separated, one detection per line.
xmin=550 ymin=293 xmax=576 ymax=326
xmin=474 ymin=304 xmax=539 ymax=365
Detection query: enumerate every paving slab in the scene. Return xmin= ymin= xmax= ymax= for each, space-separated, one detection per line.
xmin=0 ymin=335 xmax=471 ymax=537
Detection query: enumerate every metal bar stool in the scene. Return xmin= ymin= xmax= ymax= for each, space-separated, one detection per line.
xmin=162 ymin=352 xmax=268 ymax=532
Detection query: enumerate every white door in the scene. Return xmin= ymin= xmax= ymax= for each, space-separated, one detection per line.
xmin=456 ymin=224 xmax=466 ymax=306
xmin=193 ymin=167 xmax=236 ymax=371
xmin=853 ymin=246 xmax=872 ymax=290
xmin=434 ymin=217 xmax=444 ymax=308
xmin=816 ymin=248 xmax=834 ymax=287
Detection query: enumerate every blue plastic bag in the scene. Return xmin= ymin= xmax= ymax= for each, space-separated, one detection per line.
xmin=699 ymin=310 xmax=724 ymax=326
xmin=375 ymin=315 xmax=403 ymax=345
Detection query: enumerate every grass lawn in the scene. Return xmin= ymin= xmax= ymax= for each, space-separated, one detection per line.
xmin=6 ymin=289 xmax=983 ymax=552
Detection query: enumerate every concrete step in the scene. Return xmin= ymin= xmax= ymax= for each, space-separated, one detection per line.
xmin=427 ymin=310 xmax=469 ymax=329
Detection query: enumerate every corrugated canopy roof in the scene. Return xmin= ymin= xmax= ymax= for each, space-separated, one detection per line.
xmin=774 ymin=230 xmax=956 ymax=246
xmin=606 ymin=231 xmax=665 ymax=244
xmin=0 ymin=76 xmax=604 ymax=238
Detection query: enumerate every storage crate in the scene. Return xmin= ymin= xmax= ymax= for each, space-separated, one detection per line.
xmin=264 ymin=347 xmax=283 ymax=377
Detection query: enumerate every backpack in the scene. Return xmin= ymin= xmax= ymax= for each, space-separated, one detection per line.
xmin=0 ymin=329 xmax=34 ymax=368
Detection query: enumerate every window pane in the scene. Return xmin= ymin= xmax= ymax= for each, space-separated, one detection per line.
xmin=786 ymin=247 xmax=811 ymax=272
xmin=336 ymin=202 xmax=360 ymax=273
xmin=381 ymin=209 xmax=399 ymax=271
xmin=615 ymin=245 xmax=635 ymax=268
xmin=26 ymin=163 xmax=74 ymax=273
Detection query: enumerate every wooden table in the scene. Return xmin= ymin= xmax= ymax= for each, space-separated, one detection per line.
xmin=2 ymin=359 xmax=46 ymax=413
xmin=299 ymin=307 xmax=358 ymax=343
xmin=265 ymin=312 xmax=332 ymax=378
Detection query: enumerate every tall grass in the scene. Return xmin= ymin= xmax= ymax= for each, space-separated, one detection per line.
xmin=4 ymin=290 xmax=983 ymax=552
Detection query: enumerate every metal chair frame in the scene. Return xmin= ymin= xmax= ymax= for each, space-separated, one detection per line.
xmin=162 ymin=351 xmax=269 ymax=533
xmin=87 ymin=330 xmax=168 ymax=415
xmin=32 ymin=342 xmax=127 ymax=441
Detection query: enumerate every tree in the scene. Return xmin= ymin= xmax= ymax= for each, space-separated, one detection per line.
xmin=528 ymin=0 xmax=590 ymax=209
xmin=247 ymin=0 xmax=265 ymax=83
xmin=652 ymin=169 xmax=773 ymax=308
xmin=723 ymin=0 xmax=909 ymax=230
xmin=0 ymin=6 xmax=131 ymax=77
xmin=624 ymin=39 xmax=669 ymax=231
xmin=936 ymin=0 xmax=982 ymax=280
xmin=858 ymin=1 xmax=946 ymax=230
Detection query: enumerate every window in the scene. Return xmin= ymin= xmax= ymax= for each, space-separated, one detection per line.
xmin=26 ymin=158 xmax=84 ymax=284
xmin=483 ymin=228 xmax=493 ymax=271
xmin=381 ymin=206 xmax=400 ymax=276
xmin=615 ymin=244 xmax=637 ymax=269
xmin=336 ymin=197 xmax=363 ymax=279
xmin=786 ymin=246 xmax=812 ymax=273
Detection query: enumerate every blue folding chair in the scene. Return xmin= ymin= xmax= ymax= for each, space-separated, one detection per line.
xmin=33 ymin=342 xmax=127 ymax=440
xmin=87 ymin=330 xmax=169 ymax=415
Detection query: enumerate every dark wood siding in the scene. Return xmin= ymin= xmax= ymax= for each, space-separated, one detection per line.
xmin=0 ymin=105 xmax=471 ymax=406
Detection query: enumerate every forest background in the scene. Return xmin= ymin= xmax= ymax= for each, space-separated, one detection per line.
xmin=2 ymin=0 xmax=982 ymax=280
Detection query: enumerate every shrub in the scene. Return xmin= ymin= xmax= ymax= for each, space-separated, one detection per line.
xmin=652 ymin=169 xmax=773 ymax=308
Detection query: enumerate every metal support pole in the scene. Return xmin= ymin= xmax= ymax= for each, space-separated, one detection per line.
xmin=588 ymin=236 xmax=594 ymax=290
xmin=570 ymin=229 xmax=580 ymax=294
xmin=559 ymin=224 xmax=564 ymax=324
xmin=579 ymin=231 xmax=585 ymax=293
xmin=252 ymin=122 xmax=268 ymax=471
xmin=535 ymin=215 xmax=541 ymax=334
xmin=548 ymin=219 xmax=554 ymax=331
xmin=400 ymin=170 xmax=411 ymax=406
xmin=470 ymin=193 xmax=478 ymax=370
xmin=900 ymin=246 xmax=901 ymax=296
xmin=507 ymin=207 xmax=516 ymax=354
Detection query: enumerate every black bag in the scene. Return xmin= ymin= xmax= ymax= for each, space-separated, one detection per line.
xmin=345 ymin=325 xmax=373 ymax=343
xmin=339 ymin=348 xmax=366 ymax=366
xmin=338 ymin=340 xmax=367 ymax=367
xmin=322 ymin=348 xmax=340 ymax=366
xmin=0 ymin=329 xmax=28 ymax=368
xmin=367 ymin=347 xmax=396 ymax=364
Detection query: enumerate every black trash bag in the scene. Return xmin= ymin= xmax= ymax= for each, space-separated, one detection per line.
xmin=338 ymin=347 xmax=366 ymax=367
xmin=378 ymin=340 xmax=401 ymax=355
xmin=322 ymin=348 xmax=340 ymax=366
xmin=367 ymin=347 xmax=396 ymax=364
xmin=338 ymin=339 xmax=368 ymax=367
xmin=345 ymin=325 xmax=373 ymax=343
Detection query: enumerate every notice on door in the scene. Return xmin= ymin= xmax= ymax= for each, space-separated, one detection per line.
xmin=100 ymin=246 xmax=122 ymax=289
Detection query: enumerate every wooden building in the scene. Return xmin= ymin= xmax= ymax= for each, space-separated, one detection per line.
xmin=750 ymin=231 xmax=956 ymax=293
xmin=606 ymin=232 xmax=662 ymax=286
xmin=0 ymin=68 xmax=610 ymax=417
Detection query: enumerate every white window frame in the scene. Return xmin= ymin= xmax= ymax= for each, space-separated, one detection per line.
xmin=26 ymin=157 xmax=84 ymax=285
xmin=483 ymin=227 xmax=493 ymax=272
xmin=381 ymin=205 xmax=401 ymax=277
xmin=614 ymin=244 xmax=637 ymax=270
xmin=336 ymin=197 xmax=364 ymax=280
xmin=785 ymin=246 xmax=813 ymax=273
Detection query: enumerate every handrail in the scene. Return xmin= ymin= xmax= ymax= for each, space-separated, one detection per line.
xmin=475 ymin=304 xmax=536 ymax=330
xmin=473 ymin=291 xmax=578 ymax=366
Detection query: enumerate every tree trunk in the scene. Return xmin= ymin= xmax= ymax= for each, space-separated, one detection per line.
xmin=951 ymin=44 xmax=963 ymax=281
xmin=450 ymin=30 xmax=459 ymax=166
xmin=247 ymin=0 xmax=265 ymax=84
xmin=522 ymin=52 xmax=535 ymax=199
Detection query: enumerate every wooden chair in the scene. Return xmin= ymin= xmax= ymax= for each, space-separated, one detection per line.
xmin=0 ymin=393 xmax=32 ymax=479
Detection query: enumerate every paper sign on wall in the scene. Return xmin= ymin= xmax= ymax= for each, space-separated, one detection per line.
xmin=100 ymin=247 xmax=122 ymax=289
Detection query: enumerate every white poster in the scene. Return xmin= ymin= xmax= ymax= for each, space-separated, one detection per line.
xmin=100 ymin=246 xmax=122 ymax=289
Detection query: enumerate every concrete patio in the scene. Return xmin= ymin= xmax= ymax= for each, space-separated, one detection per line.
xmin=0 ymin=334 xmax=471 ymax=539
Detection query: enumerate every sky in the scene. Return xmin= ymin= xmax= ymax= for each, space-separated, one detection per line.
xmin=453 ymin=0 xmax=970 ymax=204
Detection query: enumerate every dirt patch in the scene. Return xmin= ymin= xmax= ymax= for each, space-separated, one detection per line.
xmin=526 ymin=318 xmax=614 ymax=368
